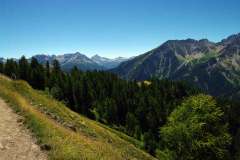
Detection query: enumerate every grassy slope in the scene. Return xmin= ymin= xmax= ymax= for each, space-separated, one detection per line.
xmin=176 ymin=51 xmax=219 ymax=65
xmin=0 ymin=74 xmax=156 ymax=160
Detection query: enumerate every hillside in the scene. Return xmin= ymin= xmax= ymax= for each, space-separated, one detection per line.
xmin=0 ymin=74 xmax=155 ymax=160
xmin=112 ymin=33 xmax=240 ymax=99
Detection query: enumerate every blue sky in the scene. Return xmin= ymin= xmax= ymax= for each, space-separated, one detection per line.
xmin=0 ymin=0 xmax=240 ymax=58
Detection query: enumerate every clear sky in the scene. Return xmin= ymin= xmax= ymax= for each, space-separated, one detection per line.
xmin=0 ymin=0 xmax=240 ymax=59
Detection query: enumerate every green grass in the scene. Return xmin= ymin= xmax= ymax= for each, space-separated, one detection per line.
xmin=0 ymin=74 xmax=156 ymax=160
xmin=176 ymin=51 xmax=219 ymax=65
xmin=190 ymin=51 xmax=219 ymax=65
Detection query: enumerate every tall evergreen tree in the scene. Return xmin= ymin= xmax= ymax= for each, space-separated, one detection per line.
xmin=45 ymin=61 xmax=50 ymax=87
xmin=52 ymin=59 xmax=61 ymax=73
xmin=19 ymin=56 xmax=29 ymax=81
xmin=46 ymin=61 xmax=50 ymax=77
xmin=0 ymin=62 xmax=3 ymax=73
xmin=29 ymin=58 xmax=45 ymax=89
xmin=4 ymin=59 xmax=18 ymax=79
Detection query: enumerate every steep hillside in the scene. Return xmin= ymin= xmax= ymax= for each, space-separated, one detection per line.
xmin=112 ymin=33 xmax=240 ymax=99
xmin=0 ymin=74 xmax=155 ymax=160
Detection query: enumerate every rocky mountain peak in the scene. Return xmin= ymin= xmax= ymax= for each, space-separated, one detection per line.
xmin=92 ymin=54 xmax=101 ymax=58
xmin=113 ymin=33 xmax=240 ymax=100
xmin=156 ymin=38 xmax=215 ymax=57
xmin=221 ymin=33 xmax=240 ymax=45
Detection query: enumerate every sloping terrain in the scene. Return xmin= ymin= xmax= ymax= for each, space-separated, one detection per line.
xmin=0 ymin=74 xmax=155 ymax=160
xmin=112 ymin=33 xmax=240 ymax=99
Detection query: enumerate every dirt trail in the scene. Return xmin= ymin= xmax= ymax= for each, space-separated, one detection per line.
xmin=0 ymin=98 xmax=47 ymax=160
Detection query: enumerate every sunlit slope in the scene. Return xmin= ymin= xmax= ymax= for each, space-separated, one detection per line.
xmin=0 ymin=74 xmax=156 ymax=160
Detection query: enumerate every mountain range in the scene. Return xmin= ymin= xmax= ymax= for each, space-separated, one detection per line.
xmin=112 ymin=33 xmax=240 ymax=99
xmin=32 ymin=52 xmax=128 ymax=71
xmin=1 ymin=33 xmax=240 ymax=99
xmin=0 ymin=58 xmax=5 ymax=63
xmin=1 ymin=53 xmax=129 ymax=71
xmin=91 ymin=54 xmax=129 ymax=69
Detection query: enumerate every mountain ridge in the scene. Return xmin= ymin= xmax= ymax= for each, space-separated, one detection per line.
xmin=7 ymin=52 xmax=129 ymax=71
xmin=112 ymin=33 xmax=240 ymax=99
xmin=91 ymin=54 xmax=128 ymax=69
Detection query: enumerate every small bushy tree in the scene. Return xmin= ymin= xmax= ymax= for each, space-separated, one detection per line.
xmin=157 ymin=94 xmax=231 ymax=160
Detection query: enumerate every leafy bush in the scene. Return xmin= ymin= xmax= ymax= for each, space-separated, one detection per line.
xmin=158 ymin=94 xmax=231 ymax=160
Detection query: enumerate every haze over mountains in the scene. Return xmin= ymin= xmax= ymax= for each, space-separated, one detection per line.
xmin=113 ymin=33 xmax=240 ymax=99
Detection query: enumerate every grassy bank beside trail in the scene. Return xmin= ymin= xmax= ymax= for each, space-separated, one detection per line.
xmin=0 ymin=74 xmax=155 ymax=160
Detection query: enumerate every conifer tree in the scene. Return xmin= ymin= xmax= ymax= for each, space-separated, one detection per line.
xmin=4 ymin=59 xmax=18 ymax=79
xmin=19 ymin=56 xmax=29 ymax=81
xmin=0 ymin=62 xmax=3 ymax=73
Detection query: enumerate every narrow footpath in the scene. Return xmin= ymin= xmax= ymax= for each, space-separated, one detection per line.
xmin=0 ymin=98 xmax=47 ymax=160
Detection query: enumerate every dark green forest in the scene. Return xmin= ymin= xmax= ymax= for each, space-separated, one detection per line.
xmin=0 ymin=56 xmax=240 ymax=160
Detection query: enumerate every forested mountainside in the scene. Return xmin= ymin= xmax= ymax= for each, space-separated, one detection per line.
xmin=112 ymin=33 xmax=240 ymax=99
xmin=1 ymin=57 xmax=240 ymax=159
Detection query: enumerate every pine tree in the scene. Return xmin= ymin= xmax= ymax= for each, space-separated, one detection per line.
xmin=4 ymin=59 xmax=18 ymax=79
xmin=19 ymin=56 xmax=29 ymax=81
xmin=29 ymin=58 xmax=45 ymax=89
xmin=0 ymin=62 xmax=3 ymax=73
xmin=45 ymin=61 xmax=50 ymax=87
xmin=52 ymin=59 xmax=61 ymax=73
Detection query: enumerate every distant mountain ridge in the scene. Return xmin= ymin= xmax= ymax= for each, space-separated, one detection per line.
xmin=91 ymin=54 xmax=129 ymax=69
xmin=32 ymin=52 xmax=102 ymax=71
xmin=0 ymin=58 xmax=5 ymax=63
xmin=112 ymin=33 xmax=240 ymax=99
xmin=0 ymin=53 xmax=129 ymax=71
xmin=32 ymin=52 xmax=129 ymax=71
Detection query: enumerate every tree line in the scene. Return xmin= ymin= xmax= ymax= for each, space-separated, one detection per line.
xmin=0 ymin=56 xmax=239 ymax=159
